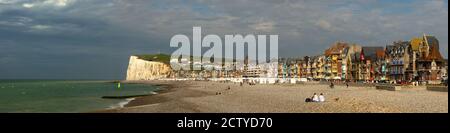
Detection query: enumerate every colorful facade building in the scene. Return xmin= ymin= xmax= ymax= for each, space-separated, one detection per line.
xmin=301 ymin=56 xmax=313 ymax=79
xmin=308 ymin=55 xmax=325 ymax=80
xmin=441 ymin=59 xmax=448 ymax=84
xmin=343 ymin=44 xmax=362 ymax=81
xmin=148 ymin=34 xmax=446 ymax=85
xmin=375 ymin=49 xmax=388 ymax=81
xmin=293 ymin=34 xmax=445 ymax=85
xmin=360 ymin=47 xmax=385 ymax=82
xmin=324 ymin=42 xmax=349 ymax=80
xmin=385 ymin=41 xmax=411 ymax=83
xmin=414 ymin=34 xmax=445 ymax=84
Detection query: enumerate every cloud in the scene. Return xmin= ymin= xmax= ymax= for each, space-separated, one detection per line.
xmin=0 ymin=0 xmax=447 ymax=79
xmin=44 ymin=0 xmax=71 ymax=7
xmin=250 ymin=21 xmax=274 ymax=32
xmin=22 ymin=3 xmax=33 ymax=8
xmin=0 ymin=0 xmax=20 ymax=4
xmin=21 ymin=0 xmax=74 ymax=9
xmin=0 ymin=16 xmax=32 ymax=27
xmin=31 ymin=24 xmax=51 ymax=30
xmin=315 ymin=19 xmax=333 ymax=32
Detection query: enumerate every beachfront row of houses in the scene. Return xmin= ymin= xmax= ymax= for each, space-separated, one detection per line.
xmin=129 ymin=34 xmax=447 ymax=85
xmin=278 ymin=34 xmax=447 ymax=85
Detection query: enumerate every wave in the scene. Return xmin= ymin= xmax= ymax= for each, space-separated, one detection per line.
xmin=108 ymin=98 xmax=135 ymax=109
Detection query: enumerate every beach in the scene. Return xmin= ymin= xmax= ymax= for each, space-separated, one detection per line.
xmin=98 ymin=80 xmax=448 ymax=113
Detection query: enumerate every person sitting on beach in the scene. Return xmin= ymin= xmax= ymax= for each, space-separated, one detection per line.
xmin=305 ymin=98 xmax=312 ymax=102
xmin=319 ymin=93 xmax=325 ymax=102
xmin=312 ymin=93 xmax=319 ymax=102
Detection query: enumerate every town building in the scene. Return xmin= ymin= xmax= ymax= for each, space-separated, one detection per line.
xmin=344 ymin=44 xmax=362 ymax=81
xmin=360 ymin=47 xmax=385 ymax=82
xmin=311 ymin=55 xmax=325 ymax=80
xmin=414 ymin=34 xmax=445 ymax=84
xmin=385 ymin=41 xmax=411 ymax=83
xmin=324 ymin=42 xmax=349 ymax=80
xmin=128 ymin=34 xmax=447 ymax=85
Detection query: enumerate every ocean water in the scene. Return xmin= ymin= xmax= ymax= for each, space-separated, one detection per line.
xmin=0 ymin=80 xmax=159 ymax=113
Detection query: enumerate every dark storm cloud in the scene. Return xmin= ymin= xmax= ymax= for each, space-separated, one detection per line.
xmin=0 ymin=0 xmax=448 ymax=79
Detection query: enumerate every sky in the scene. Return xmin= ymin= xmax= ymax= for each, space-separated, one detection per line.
xmin=0 ymin=0 xmax=448 ymax=80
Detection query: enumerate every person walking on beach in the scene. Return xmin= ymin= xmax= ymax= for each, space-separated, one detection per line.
xmin=312 ymin=93 xmax=319 ymax=102
xmin=330 ymin=82 xmax=334 ymax=89
xmin=319 ymin=93 xmax=325 ymax=102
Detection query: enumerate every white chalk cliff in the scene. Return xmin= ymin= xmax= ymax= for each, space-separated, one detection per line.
xmin=126 ymin=56 xmax=171 ymax=80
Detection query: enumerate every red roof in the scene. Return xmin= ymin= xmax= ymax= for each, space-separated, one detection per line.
xmin=376 ymin=49 xmax=385 ymax=59
xmin=424 ymin=43 xmax=444 ymax=61
xmin=325 ymin=42 xmax=349 ymax=56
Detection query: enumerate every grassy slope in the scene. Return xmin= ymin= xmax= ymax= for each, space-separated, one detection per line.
xmin=135 ymin=54 xmax=171 ymax=64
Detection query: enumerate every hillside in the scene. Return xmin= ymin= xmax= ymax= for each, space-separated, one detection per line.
xmin=135 ymin=54 xmax=171 ymax=64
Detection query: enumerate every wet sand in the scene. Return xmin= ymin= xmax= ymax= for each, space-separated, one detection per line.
xmin=97 ymin=80 xmax=448 ymax=113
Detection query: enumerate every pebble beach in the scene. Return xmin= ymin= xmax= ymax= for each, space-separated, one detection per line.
xmin=99 ymin=80 xmax=448 ymax=113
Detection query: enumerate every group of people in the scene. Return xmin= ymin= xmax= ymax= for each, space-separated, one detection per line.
xmin=305 ymin=93 xmax=325 ymax=102
xmin=239 ymin=81 xmax=257 ymax=86
xmin=329 ymin=81 xmax=351 ymax=88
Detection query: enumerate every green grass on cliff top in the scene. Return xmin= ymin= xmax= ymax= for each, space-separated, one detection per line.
xmin=135 ymin=54 xmax=240 ymax=64
xmin=135 ymin=54 xmax=170 ymax=64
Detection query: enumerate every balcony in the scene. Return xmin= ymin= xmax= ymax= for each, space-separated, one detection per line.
xmin=416 ymin=65 xmax=431 ymax=71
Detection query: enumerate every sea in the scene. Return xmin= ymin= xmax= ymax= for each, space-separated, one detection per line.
xmin=0 ymin=80 xmax=160 ymax=113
